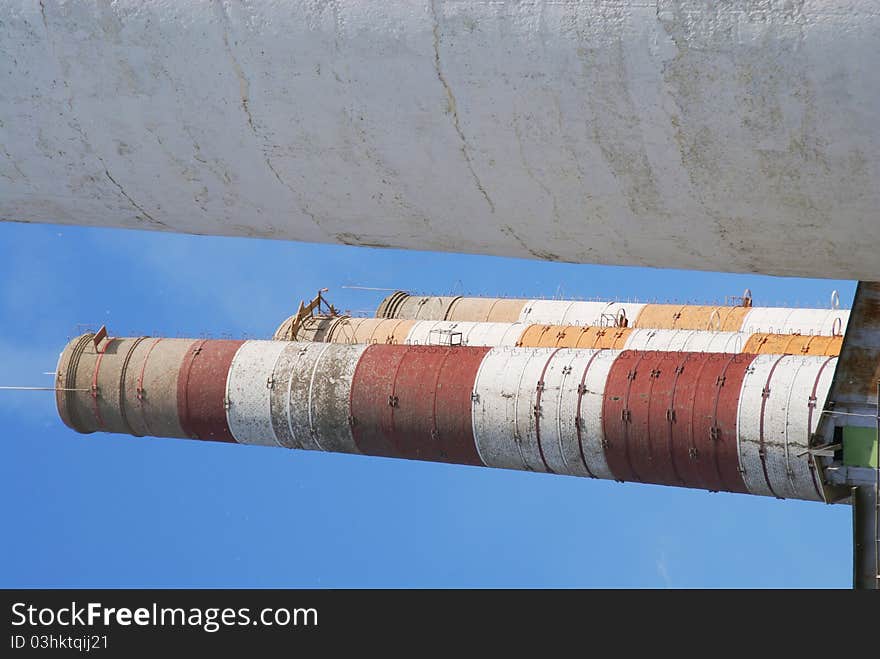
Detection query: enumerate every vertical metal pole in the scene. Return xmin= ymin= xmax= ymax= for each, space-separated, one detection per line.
xmin=853 ymin=486 xmax=878 ymax=589
xmin=875 ymin=380 xmax=879 ymax=589
xmin=853 ymin=382 xmax=880 ymax=590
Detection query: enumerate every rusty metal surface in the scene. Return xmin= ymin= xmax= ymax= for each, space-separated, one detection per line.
xmin=825 ymin=282 xmax=880 ymax=409
xmin=56 ymin=334 xmax=200 ymax=439
xmin=811 ymin=282 xmax=880 ymax=503
xmin=853 ymin=486 xmax=879 ymax=589
xmin=129 ymin=338 xmax=199 ymax=439
xmin=710 ymin=356 xmax=755 ymax=494
xmin=62 ymin=333 xmax=118 ymax=435
xmin=603 ymin=351 xmax=678 ymax=486
xmin=273 ymin=314 xmax=346 ymax=342
xmin=602 ymin=350 xmax=647 ymax=482
xmin=64 ymin=335 xmax=115 ymax=435
xmin=176 ymin=339 xmax=243 ymax=443
xmin=602 ymin=350 xmax=751 ymax=492
xmin=348 ymin=344 xmax=407 ymax=458
xmin=666 ymin=354 xmax=734 ymax=492
xmin=642 ymin=352 xmax=687 ymax=487
xmin=689 ymin=354 xmax=752 ymax=493
xmin=54 ymin=331 xmax=846 ymax=503
xmin=430 ymin=346 xmax=489 ymax=464
xmin=55 ymin=333 xmax=96 ymax=433
xmin=349 ymin=345 xmax=487 ymax=464
xmin=388 ymin=346 xmax=451 ymax=461
xmin=90 ymin=337 xmax=146 ymax=436
xmin=271 ymin=292 xmax=342 ymax=341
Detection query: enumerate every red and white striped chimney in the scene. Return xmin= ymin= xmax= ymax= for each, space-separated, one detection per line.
xmin=56 ymin=334 xmax=835 ymax=502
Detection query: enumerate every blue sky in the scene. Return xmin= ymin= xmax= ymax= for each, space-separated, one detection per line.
xmin=0 ymin=221 xmax=854 ymax=587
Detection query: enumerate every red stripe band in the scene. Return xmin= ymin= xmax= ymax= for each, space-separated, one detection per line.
xmin=176 ymin=339 xmax=243 ymax=443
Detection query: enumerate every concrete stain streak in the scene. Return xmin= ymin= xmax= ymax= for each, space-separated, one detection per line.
xmin=326 ymin=2 xmax=433 ymax=237
xmin=213 ymin=0 xmax=323 ymax=234
xmin=64 ymin=115 xmax=168 ymax=230
xmin=103 ymin=168 xmax=169 ymax=229
xmin=215 ymin=3 xmax=256 ymax=135
xmin=659 ymin=5 xmax=744 ymax=262
xmin=512 ymin=109 xmax=562 ymax=231
xmin=36 ymin=0 xmax=57 ymax=68
xmin=430 ymin=0 xmax=495 ymax=213
xmin=146 ymin=66 xmax=237 ymax=194
xmin=38 ymin=0 xmax=49 ymax=34
xmin=34 ymin=4 xmax=167 ymax=232
xmin=0 ymin=144 xmax=26 ymax=181
xmin=501 ymin=225 xmax=559 ymax=261
xmin=4 ymin=1 xmax=880 ymax=280
xmin=553 ymin=93 xmax=587 ymax=192
xmin=145 ymin=128 xmax=212 ymax=212
xmin=587 ymin=39 xmax=665 ymax=221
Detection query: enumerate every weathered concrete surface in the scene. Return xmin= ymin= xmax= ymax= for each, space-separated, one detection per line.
xmin=3 ymin=1 xmax=879 ymax=278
